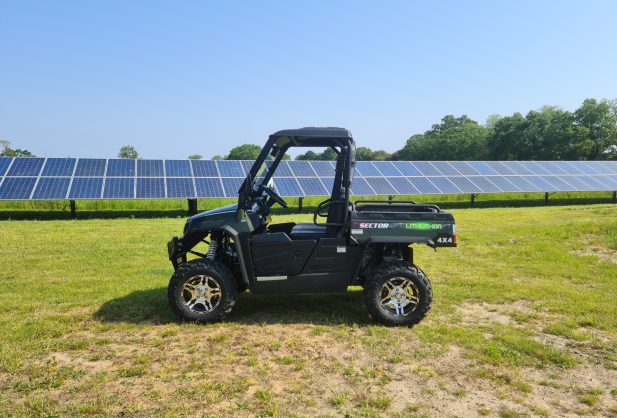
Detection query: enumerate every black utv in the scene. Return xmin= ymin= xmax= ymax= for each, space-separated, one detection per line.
xmin=167 ymin=128 xmax=456 ymax=326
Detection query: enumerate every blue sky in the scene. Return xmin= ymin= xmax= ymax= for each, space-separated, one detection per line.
xmin=1 ymin=0 xmax=616 ymax=159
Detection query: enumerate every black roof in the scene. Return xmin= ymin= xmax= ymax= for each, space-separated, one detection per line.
xmin=269 ymin=127 xmax=354 ymax=148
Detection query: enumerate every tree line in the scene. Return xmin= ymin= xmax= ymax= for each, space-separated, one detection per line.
xmin=3 ymin=98 xmax=615 ymax=161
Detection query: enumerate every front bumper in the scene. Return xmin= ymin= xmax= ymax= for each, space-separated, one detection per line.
xmin=167 ymin=236 xmax=185 ymax=269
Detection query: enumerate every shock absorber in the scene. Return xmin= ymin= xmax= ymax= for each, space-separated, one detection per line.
xmin=206 ymin=240 xmax=218 ymax=260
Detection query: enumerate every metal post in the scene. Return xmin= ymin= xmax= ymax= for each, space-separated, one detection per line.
xmin=70 ymin=200 xmax=76 ymax=217
xmin=187 ymin=198 xmax=198 ymax=215
xmin=544 ymin=192 xmax=549 ymax=205
xmin=613 ymin=191 xmax=616 ymax=204
xmin=470 ymin=194 xmax=475 ymax=207
xmin=388 ymin=195 xmax=394 ymax=203
xmin=298 ymin=197 xmax=303 ymax=213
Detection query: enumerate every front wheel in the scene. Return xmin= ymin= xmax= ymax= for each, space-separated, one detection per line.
xmin=167 ymin=259 xmax=237 ymax=323
xmin=363 ymin=261 xmax=432 ymax=327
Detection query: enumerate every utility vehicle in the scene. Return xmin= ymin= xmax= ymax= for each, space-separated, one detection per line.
xmin=167 ymin=128 xmax=456 ymax=326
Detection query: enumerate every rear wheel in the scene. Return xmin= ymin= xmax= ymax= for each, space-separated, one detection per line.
xmin=168 ymin=259 xmax=237 ymax=323
xmin=363 ymin=261 xmax=432 ymax=327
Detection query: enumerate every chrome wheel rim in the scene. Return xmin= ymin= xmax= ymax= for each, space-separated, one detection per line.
xmin=380 ymin=277 xmax=419 ymax=317
xmin=182 ymin=275 xmax=222 ymax=314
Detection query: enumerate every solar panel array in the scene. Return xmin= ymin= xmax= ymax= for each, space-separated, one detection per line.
xmin=0 ymin=157 xmax=616 ymax=200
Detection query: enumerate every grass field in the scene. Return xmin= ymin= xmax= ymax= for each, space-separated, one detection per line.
xmin=1 ymin=204 xmax=617 ymax=416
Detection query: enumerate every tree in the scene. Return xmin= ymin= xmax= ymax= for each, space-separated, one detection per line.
xmin=212 ymin=155 xmax=224 ymax=160
xmin=572 ymin=98 xmax=617 ymax=160
xmin=118 ymin=145 xmax=138 ymax=159
xmin=1 ymin=140 xmax=35 ymax=157
xmin=296 ymin=150 xmax=319 ymax=160
xmin=355 ymin=147 xmax=375 ymax=161
xmin=187 ymin=154 xmax=202 ymax=160
xmin=485 ymin=114 xmax=502 ymax=130
xmin=393 ymin=115 xmax=490 ymax=160
xmin=371 ymin=150 xmax=391 ymax=161
xmin=227 ymin=144 xmax=261 ymax=160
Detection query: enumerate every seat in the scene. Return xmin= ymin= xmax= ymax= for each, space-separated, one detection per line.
xmin=290 ymin=223 xmax=328 ymax=240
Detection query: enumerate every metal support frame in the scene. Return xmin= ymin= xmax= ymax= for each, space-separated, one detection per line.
xmin=613 ymin=191 xmax=616 ymax=204
xmin=470 ymin=193 xmax=477 ymax=206
xmin=298 ymin=197 xmax=303 ymax=213
xmin=388 ymin=195 xmax=395 ymax=203
xmin=544 ymin=192 xmax=556 ymax=204
xmin=70 ymin=200 xmax=76 ymax=217
xmin=187 ymin=198 xmax=198 ymax=215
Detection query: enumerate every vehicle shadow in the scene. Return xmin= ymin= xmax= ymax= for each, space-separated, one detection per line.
xmin=94 ymin=287 xmax=371 ymax=326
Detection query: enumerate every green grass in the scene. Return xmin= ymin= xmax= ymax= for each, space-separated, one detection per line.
xmin=1 ymin=204 xmax=617 ymax=416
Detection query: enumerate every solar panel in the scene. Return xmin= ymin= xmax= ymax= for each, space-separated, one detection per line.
xmin=269 ymin=160 xmax=294 ymax=177
xmin=503 ymin=175 xmax=542 ymax=192
xmin=430 ymin=162 xmax=461 ymax=176
xmin=390 ymin=161 xmax=423 ymax=176
xmin=525 ymin=176 xmax=559 ymax=192
xmin=386 ymin=177 xmax=419 ymax=195
xmin=310 ymin=161 xmax=336 ymax=176
xmin=597 ymin=161 xmax=617 ymax=174
xmin=195 ymin=178 xmax=225 ymax=198
xmin=467 ymin=176 xmax=503 ymax=193
xmin=563 ymin=176 xmax=596 ymax=191
xmin=590 ymin=175 xmax=617 ymax=190
xmin=167 ymin=178 xmax=195 ymax=198
xmin=216 ymin=160 xmax=245 ymax=177
xmin=241 ymin=160 xmax=254 ymax=174
xmin=519 ymin=161 xmax=551 ymax=175
xmin=350 ymin=177 xmax=375 ymax=195
xmin=427 ymin=177 xmax=462 ymax=194
xmin=320 ymin=176 xmax=334 ymax=193
xmin=32 ymin=177 xmax=71 ymax=199
xmin=41 ymin=158 xmax=76 ymax=177
xmin=466 ymin=161 xmax=499 ymax=176
xmin=543 ymin=161 xmax=570 ymax=175
xmin=0 ymin=157 xmax=13 ymax=176
xmin=137 ymin=160 xmax=164 ymax=177
xmin=411 ymin=162 xmax=442 ymax=176
xmin=484 ymin=161 xmax=517 ymax=175
xmin=1 ymin=158 xmax=616 ymax=201
xmin=448 ymin=161 xmax=480 ymax=176
xmin=165 ymin=160 xmax=192 ymax=177
xmin=446 ymin=176 xmax=481 ymax=193
xmin=0 ymin=177 xmax=37 ymax=199
xmin=565 ymin=161 xmax=599 ymax=174
xmin=136 ymin=178 xmax=165 ymax=198
xmin=7 ymin=158 xmax=45 ymax=176
xmin=297 ymin=177 xmax=328 ymax=196
xmin=407 ymin=177 xmax=440 ymax=194
xmin=374 ymin=162 xmax=403 ymax=176
xmin=104 ymin=178 xmax=135 ymax=198
xmin=507 ymin=161 xmax=534 ymax=175
xmin=191 ymin=160 xmax=218 ymax=177
xmin=273 ymin=177 xmax=303 ymax=196
xmin=355 ymin=161 xmax=381 ymax=177
xmin=69 ymin=178 xmax=104 ymax=199
xmin=364 ymin=177 xmax=397 ymax=195
xmin=221 ymin=177 xmax=244 ymax=197
xmin=74 ymin=159 xmax=106 ymax=176
xmin=288 ymin=161 xmax=317 ymax=177
xmin=484 ymin=176 xmax=521 ymax=192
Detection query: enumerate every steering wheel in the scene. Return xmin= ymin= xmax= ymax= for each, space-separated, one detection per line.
xmin=260 ymin=185 xmax=288 ymax=208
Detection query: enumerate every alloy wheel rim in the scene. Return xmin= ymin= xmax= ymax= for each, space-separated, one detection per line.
xmin=379 ymin=277 xmax=419 ymax=317
xmin=182 ymin=275 xmax=222 ymax=314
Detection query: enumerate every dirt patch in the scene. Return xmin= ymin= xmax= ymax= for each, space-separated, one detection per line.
xmin=456 ymin=300 xmax=541 ymax=326
xmin=573 ymin=246 xmax=617 ymax=264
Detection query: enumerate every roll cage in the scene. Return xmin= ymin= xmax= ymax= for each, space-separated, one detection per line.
xmin=238 ymin=127 xmax=357 ymax=236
